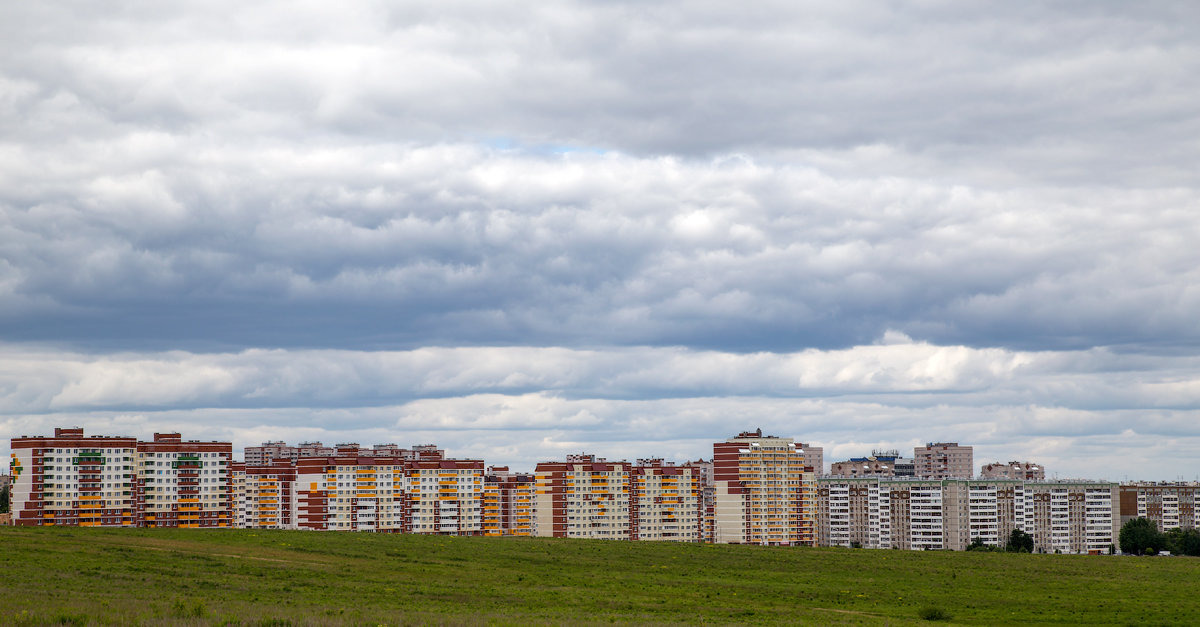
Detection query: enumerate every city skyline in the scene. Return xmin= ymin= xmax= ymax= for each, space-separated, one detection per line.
xmin=3 ymin=3 xmax=1200 ymax=481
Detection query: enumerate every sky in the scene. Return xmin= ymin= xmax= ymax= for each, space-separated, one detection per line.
xmin=2 ymin=1 xmax=1199 ymax=480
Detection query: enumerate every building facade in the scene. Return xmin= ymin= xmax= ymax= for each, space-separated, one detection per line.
xmin=9 ymin=428 xmax=231 ymax=528
xmin=980 ymin=461 xmax=1045 ymax=481
xmin=817 ymin=477 xmax=1117 ymax=554
xmin=137 ymin=433 xmax=233 ymax=528
xmin=711 ymin=430 xmax=816 ymax=546
xmin=483 ymin=467 xmax=535 ymax=537
xmin=1118 ymin=482 xmax=1199 ymax=532
xmin=533 ymin=455 xmax=632 ymax=539
xmin=914 ymin=442 xmax=973 ymax=479
xmin=630 ymin=459 xmax=703 ymax=542
xmin=10 ymin=428 xmax=138 ymax=527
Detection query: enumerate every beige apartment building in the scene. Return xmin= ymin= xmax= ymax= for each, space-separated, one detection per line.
xmin=914 ymin=442 xmax=973 ymax=479
xmin=533 ymin=455 xmax=632 ymax=539
xmin=482 ymin=466 xmax=535 ymax=537
xmin=980 ymin=461 xmax=1045 ymax=481
xmin=817 ymin=477 xmax=1117 ymax=553
xmin=630 ymin=459 xmax=703 ymax=542
xmin=712 ymin=430 xmax=816 ymax=546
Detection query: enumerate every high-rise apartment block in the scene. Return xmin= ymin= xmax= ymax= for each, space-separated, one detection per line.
xmin=817 ymin=477 xmax=1118 ymax=554
xmin=9 ymin=428 xmax=231 ymax=528
xmin=137 ymin=432 xmax=233 ymax=528
xmin=797 ymin=443 xmax=824 ymax=476
xmin=630 ymin=459 xmax=703 ymax=542
xmin=980 ymin=461 xmax=1045 ymax=481
xmin=914 ymin=442 xmax=973 ymax=479
xmin=244 ymin=441 xmax=335 ymax=466
xmin=712 ymin=430 xmax=816 ymax=546
xmin=483 ymin=467 xmax=535 ymax=537
xmin=533 ymin=455 xmax=631 ymax=539
xmin=10 ymin=428 xmax=138 ymax=527
xmin=292 ymin=443 xmax=484 ymax=534
xmin=1119 ymin=482 xmax=1199 ymax=532
xmin=243 ymin=461 xmax=296 ymax=529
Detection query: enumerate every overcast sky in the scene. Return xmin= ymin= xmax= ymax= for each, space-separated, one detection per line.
xmin=3 ymin=1 xmax=1199 ymax=479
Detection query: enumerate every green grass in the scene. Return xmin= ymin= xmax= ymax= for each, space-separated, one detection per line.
xmin=1 ymin=527 xmax=1197 ymax=625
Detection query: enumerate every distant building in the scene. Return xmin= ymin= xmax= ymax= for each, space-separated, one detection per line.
xmin=631 ymin=459 xmax=703 ymax=542
xmin=711 ymin=430 xmax=816 ymax=546
xmin=483 ymin=466 xmax=535 ymax=537
xmin=137 ymin=432 xmax=233 ymax=528
xmin=816 ymin=476 xmax=1117 ymax=553
xmin=9 ymin=427 xmax=231 ymax=528
xmin=797 ymin=443 xmax=824 ymax=476
xmin=293 ymin=443 xmax=484 ymax=534
xmin=245 ymin=441 xmax=335 ymax=465
xmin=980 ymin=461 xmax=1045 ymax=481
xmin=533 ymin=454 xmax=632 ymax=540
xmin=1119 ymin=482 xmax=1199 ymax=532
xmin=914 ymin=442 xmax=973 ymax=479
xmin=829 ymin=450 xmax=915 ymax=478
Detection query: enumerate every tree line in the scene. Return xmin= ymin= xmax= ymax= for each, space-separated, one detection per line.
xmin=1119 ymin=517 xmax=1200 ymax=556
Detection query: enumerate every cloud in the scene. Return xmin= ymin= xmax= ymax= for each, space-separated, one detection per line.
xmin=2 ymin=146 xmax=1198 ymax=353
xmin=2 ymin=339 xmax=1200 ymax=479
xmin=2 ymin=2 xmax=1198 ymax=482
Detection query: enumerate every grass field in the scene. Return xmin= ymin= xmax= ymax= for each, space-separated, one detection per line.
xmin=1 ymin=527 xmax=1198 ymax=626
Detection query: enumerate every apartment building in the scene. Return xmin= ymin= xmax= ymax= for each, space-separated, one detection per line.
xmin=1119 ymin=483 xmax=1199 ymax=532
xmin=292 ymin=444 xmax=484 ymax=534
xmin=1023 ymin=481 xmax=1118 ymax=554
xmin=10 ymin=428 xmax=137 ymax=527
xmin=830 ymin=452 xmax=915 ymax=478
xmin=9 ymin=428 xmax=232 ymax=528
xmin=404 ymin=458 xmax=485 ymax=535
xmin=914 ymin=442 xmax=973 ymax=479
xmin=137 ymin=432 xmax=233 ymax=528
xmin=483 ymin=466 xmax=535 ymax=537
xmin=244 ymin=441 xmax=336 ymax=466
xmin=242 ymin=461 xmax=296 ymax=529
xmin=630 ymin=459 xmax=703 ymax=542
xmin=712 ymin=430 xmax=816 ymax=546
xmin=533 ymin=455 xmax=631 ymax=539
xmin=797 ymin=444 xmax=824 ymax=476
xmin=817 ymin=477 xmax=1115 ymax=553
xmin=231 ymin=462 xmax=247 ymax=528
xmin=980 ymin=461 xmax=1045 ymax=481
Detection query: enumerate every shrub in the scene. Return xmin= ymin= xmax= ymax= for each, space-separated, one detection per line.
xmin=918 ymin=606 xmax=952 ymax=621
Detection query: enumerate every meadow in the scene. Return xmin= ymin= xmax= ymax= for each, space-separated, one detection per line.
xmin=1 ymin=526 xmax=1197 ymax=626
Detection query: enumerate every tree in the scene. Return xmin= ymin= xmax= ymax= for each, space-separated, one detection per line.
xmin=1119 ymin=517 xmax=1165 ymax=555
xmin=0 ymin=483 xmax=8 ymax=514
xmin=1164 ymin=527 xmax=1200 ymax=557
xmin=1005 ymin=529 xmax=1033 ymax=553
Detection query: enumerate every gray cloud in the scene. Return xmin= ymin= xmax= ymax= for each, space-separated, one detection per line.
xmin=2 ymin=146 xmax=1198 ymax=352
xmin=2 ymin=1 xmax=1197 ymax=479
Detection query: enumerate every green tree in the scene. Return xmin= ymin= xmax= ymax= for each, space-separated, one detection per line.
xmin=1119 ymin=517 xmax=1165 ymax=555
xmin=1006 ymin=528 xmax=1033 ymax=553
xmin=1164 ymin=527 xmax=1200 ymax=557
xmin=0 ymin=483 xmax=8 ymax=514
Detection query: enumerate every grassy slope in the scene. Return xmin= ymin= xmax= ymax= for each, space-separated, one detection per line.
xmin=1 ymin=527 xmax=1197 ymax=626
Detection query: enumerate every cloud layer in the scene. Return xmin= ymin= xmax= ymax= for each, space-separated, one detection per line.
xmin=3 ymin=339 xmax=1199 ymax=479
xmin=2 ymin=2 xmax=1198 ymax=478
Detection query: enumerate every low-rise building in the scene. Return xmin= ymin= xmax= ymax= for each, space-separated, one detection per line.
xmin=980 ymin=461 xmax=1045 ymax=481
